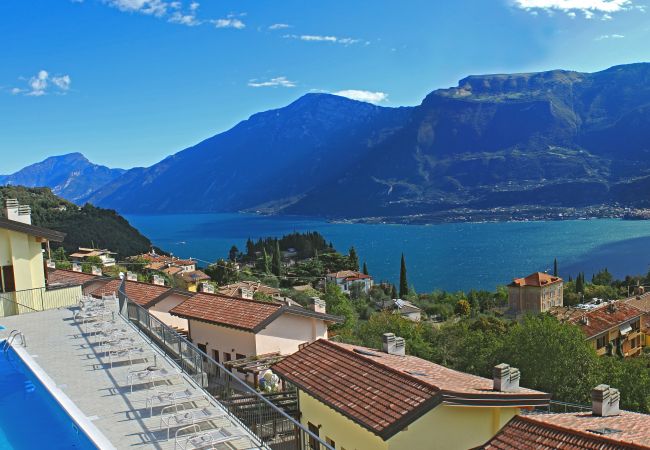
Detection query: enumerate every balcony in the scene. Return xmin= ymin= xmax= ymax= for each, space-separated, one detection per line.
xmin=0 ymin=284 xmax=83 ymax=317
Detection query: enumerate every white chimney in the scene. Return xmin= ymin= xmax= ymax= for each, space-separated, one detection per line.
xmin=3 ymin=199 xmax=31 ymax=225
xmin=91 ymin=266 xmax=102 ymax=276
xmin=72 ymin=263 xmax=82 ymax=273
xmin=239 ymin=287 xmax=253 ymax=299
xmin=393 ymin=337 xmax=406 ymax=356
xmin=310 ymin=297 xmax=326 ymax=314
xmin=493 ymin=363 xmax=521 ymax=392
xmin=152 ymin=275 xmax=165 ymax=286
xmin=592 ymin=384 xmax=620 ymax=417
xmin=126 ymin=271 xmax=138 ymax=281
xmin=382 ymin=332 xmax=395 ymax=354
xmin=199 ymin=282 xmax=214 ymax=294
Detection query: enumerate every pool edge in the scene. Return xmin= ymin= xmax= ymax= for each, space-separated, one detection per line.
xmin=11 ymin=343 xmax=117 ymax=450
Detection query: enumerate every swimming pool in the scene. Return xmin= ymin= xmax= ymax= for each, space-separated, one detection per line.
xmin=0 ymin=345 xmax=101 ymax=449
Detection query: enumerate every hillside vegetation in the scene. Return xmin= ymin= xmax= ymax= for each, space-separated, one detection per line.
xmin=0 ymin=186 xmax=152 ymax=257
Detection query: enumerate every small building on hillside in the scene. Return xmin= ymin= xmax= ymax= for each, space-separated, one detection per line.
xmin=326 ymin=270 xmax=373 ymax=294
xmin=378 ymin=298 xmax=422 ymax=321
xmin=178 ymin=269 xmax=211 ymax=292
xmin=272 ymin=335 xmax=550 ymax=450
xmin=508 ymin=272 xmax=563 ymax=315
xmin=217 ymin=281 xmax=280 ymax=300
xmin=551 ymin=301 xmax=644 ymax=358
xmin=169 ymin=293 xmax=343 ymax=382
xmin=69 ymin=247 xmax=117 ymax=267
xmin=479 ymin=385 xmax=650 ymax=449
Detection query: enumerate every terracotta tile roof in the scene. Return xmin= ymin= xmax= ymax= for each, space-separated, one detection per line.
xmin=162 ymin=266 xmax=183 ymax=276
xmin=479 ymin=413 xmax=650 ymax=449
xmin=145 ymin=261 xmax=166 ymax=270
xmin=326 ymin=270 xmax=372 ymax=280
xmin=47 ymin=268 xmax=99 ymax=286
xmin=272 ymin=339 xmax=550 ymax=440
xmin=170 ymin=293 xmax=282 ymax=332
xmin=178 ymin=270 xmax=211 ymax=283
xmin=510 ymin=272 xmax=562 ymax=287
xmin=625 ymin=293 xmax=650 ymax=313
xmin=551 ymin=302 xmax=643 ymax=339
xmin=88 ymin=279 xmax=171 ymax=307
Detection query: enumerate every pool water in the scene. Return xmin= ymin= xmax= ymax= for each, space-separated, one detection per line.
xmin=0 ymin=347 xmax=97 ymax=449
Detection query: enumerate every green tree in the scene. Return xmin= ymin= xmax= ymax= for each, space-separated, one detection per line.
xmin=358 ymin=311 xmax=434 ymax=359
xmin=245 ymin=238 xmax=255 ymax=257
xmin=576 ymin=272 xmax=584 ymax=294
xmin=399 ymin=253 xmax=408 ymax=298
xmin=348 ymin=246 xmax=359 ymax=271
xmin=362 ymin=261 xmax=368 ymax=275
xmin=205 ymin=259 xmax=238 ymax=285
xmin=324 ymin=284 xmax=357 ymax=333
xmin=271 ymin=241 xmax=282 ymax=277
xmin=391 ymin=284 xmax=398 ymax=299
xmin=553 ymin=258 xmax=558 ymax=277
xmin=229 ymin=245 xmax=239 ymax=262
xmin=497 ymin=315 xmax=598 ymax=403
xmin=592 ymin=268 xmax=613 ymax=286
xmin=455 ymin=299 xmax=471 ymax=316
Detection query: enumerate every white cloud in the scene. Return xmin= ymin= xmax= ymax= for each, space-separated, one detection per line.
xmin=212 ymin=17 xmax=245 ymax=29
xmin=514 ymin=0 xmax=632 ymax=18
xmin=567 ymin=10 xmax=577 ymax=16
xmin=332 ymin=90 xmax=388 ymax=104
xmin=284 ymin=34 xmax=361 ymax=45
xmin=596 ymin=33 xmax=625 ymax=39
xmin=169 ymin=11 xmax=200 ymax=25
xmin=248 ymin=76 xmax=296 ymax=88
xmin=103 ymin=0 xmax=168 ymax=16
xmin=189 ymin=1 xmax=199 ymax=11
xmin=10 ymin=70 xmax=72 ymax=96
xmin=269 ymin=23 xmax=290 ymax=30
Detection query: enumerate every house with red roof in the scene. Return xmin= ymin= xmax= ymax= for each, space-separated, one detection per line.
xmin=169 ymin=293 xmax=343 ymax=382
xmin=272 ymin=334 xmax=550 ymax=450
xmin=479 ymin=384 xmax=650 ymax=449
xmin=508 ymin=271 xmax=563 ymax=315
xmin=326 ymin=270 xmax=373 ymax=294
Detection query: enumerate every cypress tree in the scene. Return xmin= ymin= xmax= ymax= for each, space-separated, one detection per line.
xmin=348 ymin=246 xmax=359 ymax=271
xmin=553 ymin=258 xmax=558 ymax=277
xmin=362 ymin=262 xmax=368 ymax=275
xmin=262 ymin=249 xmax=271 ymax=274
xmin=399 ymin=253 xmax=408 ymax=298
xmin=271 ymin=241 xmax=282 ymax=276
xmin=576 ymin=272 xmax=584 ymax=294
xmin=391 ymin=284 xmax=398 ymax=299
xmin=246 ymin=238 xmax=254 ymax=257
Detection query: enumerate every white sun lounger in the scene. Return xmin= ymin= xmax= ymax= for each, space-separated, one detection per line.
xmin=174 ymin=425 xmax=243 ymax=450
xmin=108 ymin=346 xmax=148 ymax=368
xmin=146 ymin=388 xmax=209 ymax=417
xmin=127 ymin=366 xmax=182 ymax=392
xmin=160 ymin=406 xmax=224 ymax=440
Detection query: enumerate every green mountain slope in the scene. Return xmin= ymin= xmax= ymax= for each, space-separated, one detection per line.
xmin=0 ymin=186 xmax=152 ymax=257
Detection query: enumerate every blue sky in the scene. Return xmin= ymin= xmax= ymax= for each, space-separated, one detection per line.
xmin=1 ymin=0 xmax=649 ymax=172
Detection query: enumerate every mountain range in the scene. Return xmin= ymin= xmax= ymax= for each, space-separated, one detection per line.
xmin=6 ymin=63 xmax=650 ymax=219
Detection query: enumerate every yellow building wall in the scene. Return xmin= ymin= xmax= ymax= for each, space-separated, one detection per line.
xmin=298 ymin=391 xmax=388 ymax=450
xmin=0 ymin=229 xmax=46 ymax=291
xmin=298 ymin=390 xmax=519 ymax=450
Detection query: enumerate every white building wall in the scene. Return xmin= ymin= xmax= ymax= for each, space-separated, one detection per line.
xmin=255 ymin=314 xmax=328 ymax=356
xmin=150 ymin=294 xmax=189 ymax=330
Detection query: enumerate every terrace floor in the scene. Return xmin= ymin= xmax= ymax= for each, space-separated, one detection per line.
xmin=0 ymin=306 xmax=260 ymax=450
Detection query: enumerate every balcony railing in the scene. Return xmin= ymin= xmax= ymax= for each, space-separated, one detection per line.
xmin=0 ymin=284 xmax=83 ymax=317
xmin=117 ymin=281 xmax=333 ymax=450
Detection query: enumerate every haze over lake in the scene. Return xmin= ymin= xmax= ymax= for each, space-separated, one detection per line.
xmin=125 ymin=213 xmax=650 ymax=292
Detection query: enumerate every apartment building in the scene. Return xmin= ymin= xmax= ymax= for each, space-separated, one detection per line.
xmin=508 ymin=272 xmax=563 ymax=315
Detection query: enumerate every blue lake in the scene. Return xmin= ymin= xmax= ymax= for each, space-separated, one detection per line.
xmin=124 ymin=213 xmax=650 ymax=292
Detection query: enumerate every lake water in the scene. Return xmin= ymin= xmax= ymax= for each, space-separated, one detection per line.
xmin=124 ymin=213 xmax=650 ymax=292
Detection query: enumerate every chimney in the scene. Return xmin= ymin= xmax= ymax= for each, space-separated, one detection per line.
xmin=72 ymin=263 xmax=82 ymax=273
xmin=126 ymin=271 xmax=138 ymax=281
xmin=393 ymin=337 xmax=406 ymax=356
xmin=199 ymin=282 xmax=214 ymax=294
xmin=46 ymin=260 xmax=56 ymax=269
xmin=239 ymin=287 xmax=253 ymax=299
xmin=493 ymin=363 xmax=521 ymax=392
xmin=310 ymin=297 xmax=326 ymax=314
xmin=3 ymin=199 xmax=31 ymax=225
xmin=152 ymin=275 xmax=165 ymax=286
xmin=382 ymin=332 xmax=395 ymax=354
xmin=592 ymin=384 xmax=620 ymax=417
xmin=91 ymin=266 xmax=102 ymax=276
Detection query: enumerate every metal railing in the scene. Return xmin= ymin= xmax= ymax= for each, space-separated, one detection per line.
xmin=117 ymin=283 xmax=333 ymax=450
xmin=524 ymin=400 xmax=592 ymax=415
xmin=0 ymin=285 xmax=82 ymax=318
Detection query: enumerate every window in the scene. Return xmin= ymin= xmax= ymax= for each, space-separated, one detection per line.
xmin=0 ymin=265 xmax=15 ymax=293
xmin=596 ymin=335 xmax=607 ymax=349
xmin=213 ymin=350 xmax=220 ymax=362
xmin=308 ymin=423 xmax=320 ymax=450
xmin=197 ymin=343 xmax=207 ymax=354
xmin=632 ymin=320 xmax=640 ymax=331
xmin=224 ymin=353 xmax=232 ymax=362
xmin=326 ymin=437 xmax=335 ymax=448
xmin=235 ymin=353 xmax=246 ymax=361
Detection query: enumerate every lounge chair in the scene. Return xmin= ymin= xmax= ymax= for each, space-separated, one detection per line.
xmin=108 ymin=346 xmax=148 ymax=368
xmin=127 ymin=366 xmax=182 ymax=392
xmin=146 ymin=388 xmax=209 ymax=417
xmin=160 ymin=405 xmax=223 ymax=440
xmin=174 ymin=425 xmax=243 ymax=450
